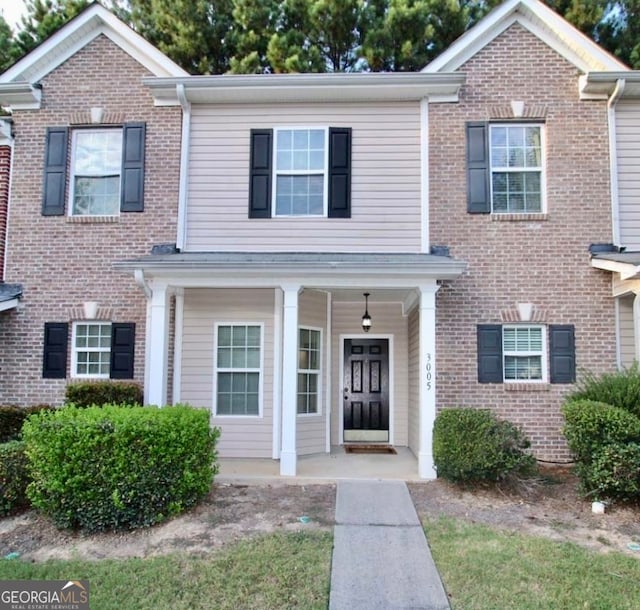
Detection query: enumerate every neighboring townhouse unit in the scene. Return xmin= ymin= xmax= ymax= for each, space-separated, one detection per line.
xmin=0 ymin=0 xmax=627 ymax=478
xmin=585 ymin=73 xmax=640 ymax=368
xmin=0 ymin=5 xmax=186 ymax=404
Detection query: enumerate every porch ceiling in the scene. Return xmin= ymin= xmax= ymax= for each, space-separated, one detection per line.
xmin=114 ymin=251 xmax=467 ymax=289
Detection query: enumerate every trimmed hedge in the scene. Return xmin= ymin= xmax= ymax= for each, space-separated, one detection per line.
xmin=582 ymin=442 xmax=640 ymax=502
xmin=433 ymin=408 xmax=536 ymax=483
xmin=0 ymin=405 xmax=54 ymax=443
xmin=23 ymin=404 xmax=219 ymax=531
xmin=561 ymin=399 xmax=640 ymax=464
xmin=0 ymin=441 xmax=29 ymax=516
xmin=65 ymin=381 xmax=143 ymax=408
xmin=567 ymin=363 xmax=640 ymax=418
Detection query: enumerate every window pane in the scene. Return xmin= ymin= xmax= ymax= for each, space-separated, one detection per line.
xmin=218 ymin=347 xmax=231 ymax=368
xmin=218 ymin=373 xmax=231 ymax=392
xmin=246 ymin=372 xmax=259 ymax=393
xmin=74 ymin=131 xmax=122 ymax=174
xmin=293 ymin=130 xmax=308 ymax=149
xmin=293 ymin=150 xmax=308 ymax=170
xmin=246 ymin=347 xmax=260 ymax=368
xmin=277 ymin=130 xmax=292 ymax=151
xmin=277 ymin=150 xmax=292 ymax=171
xmin=218 ymin=326 xmax=232 ymax=346
xmin=309 ymin=150 xmax=324 ymax=170
xmin=309 ymin=129 xmax=325 ymax=149
xmin=72 ymin=177 xmax=120 ymax=216
xmin=232 ymin=326 xmax=246 ymax=346
xmin=231 ymin=348 xmax=246 ymax=368
xmin=247 ymin=326 xmax=260 ymax=346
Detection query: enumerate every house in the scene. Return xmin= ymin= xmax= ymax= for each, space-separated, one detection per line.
xmin=0 ymin=0 xmax=626 ymax=478
xmin=583 ymin=73 xmax=640 ymax=367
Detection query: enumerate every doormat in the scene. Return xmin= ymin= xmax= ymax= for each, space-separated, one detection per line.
xmin=344 ymin=445 xmax=397 ymax=455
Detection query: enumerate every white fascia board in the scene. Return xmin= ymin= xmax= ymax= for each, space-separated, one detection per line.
xmin=143 ymin=73 xmax=465 ymax=105
xmin=0 ymin=298 xmax=19 ymax=312
xmin=580 ymin=72 xmax=640 ymax=99
xmin=591 ymin=257 xmax=640 ymax=280
xmin=0 ymin=4 xmax=186 ymax=85
xmin=424 ymin=0 xmax=626 ymax=74
xmin=0 ymin=84 xmax=42 ymax=110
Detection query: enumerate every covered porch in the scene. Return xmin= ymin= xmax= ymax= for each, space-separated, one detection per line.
xmin=115 ymin=251 xmax=466 ymax=479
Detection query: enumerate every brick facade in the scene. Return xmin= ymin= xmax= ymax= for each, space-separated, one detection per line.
xmin=430 ymin=24 xmax=617 ymax=461
xmin=0 ymin=35 xmax=182 ymax=405
xmin=0 ymin=142 xmax=10 ymax=280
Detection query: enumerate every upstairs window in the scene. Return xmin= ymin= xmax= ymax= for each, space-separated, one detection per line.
xmin=275 ymin=128 xmax=327 ymax=216
xmin=70 ymin=130 xmax=123 ymax=216
xmin=502 ymin=325 xmax=544 ymax=381
xmin=42 ymin=123 xmax=145 ymax=217
xmin=490 ymin=125 xmax=543 ymax=214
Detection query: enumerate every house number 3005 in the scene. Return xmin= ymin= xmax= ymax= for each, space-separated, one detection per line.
xmin=426 ymin=353 xmax=432 ymax=391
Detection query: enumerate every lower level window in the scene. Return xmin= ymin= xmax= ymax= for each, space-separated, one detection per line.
xmin=503 ymin=325 xmax=544 ymax=381
xmin=298 ymin=328 xmax=321 ymax=414
xmin=73 ymin=322 xmax=111 ymax=377
xmin=216 ymin=324 xmax=261 ymax=416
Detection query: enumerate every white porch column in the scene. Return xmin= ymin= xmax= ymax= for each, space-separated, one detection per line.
xmin=280 ymin=284 xmax=301 ymax=476
xmin=633 ymin=292 xmax=640 ymax=362
xmin=418 ymin=282 xmax=440 ymax=479
xmin=146 ymin=282 xmax=170 ymax=407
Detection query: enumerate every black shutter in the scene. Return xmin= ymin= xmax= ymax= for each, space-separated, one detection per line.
xmin=121 ymin=122 xmax=146 ymax=212
xmin=477 ymin=324 xmax=503 ymax=383
xmin=42 ymin=127 xmax=69 ymax=216
xmin=466 ymin=122 xmax=491 ymax=214
xmin=42 ymin=322 xmax=68 ymax=378
xmin=550 ymin=325 xmax=575 ymax=384
xmin=110 ymin=323 xmax=135 ymax=379
xmin=249 ymin=129 xmax=272 ymax=218
xmin=328 ymin=127 xmax=351 ymax=218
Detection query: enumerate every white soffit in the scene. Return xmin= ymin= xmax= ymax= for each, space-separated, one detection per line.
xmin=423 ymin=0 xmax=627 ymax=74
xmin=0 ymin=3 xmax=187 ymax=86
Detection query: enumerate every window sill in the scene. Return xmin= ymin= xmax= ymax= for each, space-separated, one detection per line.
xmin=504 ymin=383 xmax=550 ymax=392
xmin=67 ymin=215 xmax=120 ymax=224
xmin=491 ymin=213 xmax=548 ymax=222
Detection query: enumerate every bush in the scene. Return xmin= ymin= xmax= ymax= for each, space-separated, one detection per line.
xmin=23 ymin=404 xmax=219 ymax=531
xmin=433 ymin=408 xmax=537 ymax=483
xmin=65 ymin=381 xmax=143 ymax=408
xmin=0 ymin=441 xmax=30 ymax=516
xmin=581 ymin=442 xmax=640 ymax=502
xmin=568 ymin=363 xmax=640 ymax=418
xmin=561 ymin=400 xmax=640 ymax=464
xmin=0 ymin=405 xmax=54 ymax=443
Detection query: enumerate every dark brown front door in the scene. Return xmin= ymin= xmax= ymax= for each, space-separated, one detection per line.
xmin=343 ymin=338 xmax=389 ymax=442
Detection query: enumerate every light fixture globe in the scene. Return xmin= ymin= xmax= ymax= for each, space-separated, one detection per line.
xmin=362 ymin=292 xmax=372 ymax=332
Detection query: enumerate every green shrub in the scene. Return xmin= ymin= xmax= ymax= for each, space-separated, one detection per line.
xmin=0 ymin=405 xmax=54 ymax=443
xmin=23 ymin=404 xmax=219 ymax=531
xmin=581 ymin=442 xmax=640 ymax=502
xmin=568 ymin=363 xmax=640 ymax=418
xmin=561 ymin=399 xmax=640 ymax=464
xmin=65 ymin=381 xmax=143 ymax=408
xmin=433 ymin=408 xmax=537 ymax=483
xmin=0 ymin=441 xmax=30 ymax=516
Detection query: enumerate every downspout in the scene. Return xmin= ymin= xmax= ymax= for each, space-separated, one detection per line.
xmin=176 ymin=84 xmax=191 ymax=251
xmin=608 ymin=78 xmax=625 ymax=247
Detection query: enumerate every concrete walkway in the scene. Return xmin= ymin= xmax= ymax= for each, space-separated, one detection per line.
xmin=329 ymin=480 xmax=450 ymax=610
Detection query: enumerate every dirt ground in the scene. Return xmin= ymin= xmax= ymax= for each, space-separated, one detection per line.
xmin=1 ymin=466 xmax=639 ymax=562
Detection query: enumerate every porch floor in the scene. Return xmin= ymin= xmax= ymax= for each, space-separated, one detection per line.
xmin=217 ymin=445 xmax=421 ymax=483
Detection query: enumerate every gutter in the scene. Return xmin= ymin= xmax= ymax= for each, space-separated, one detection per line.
xmin=176 ymin=84 xmax=190 ymax=251
xmin=608 ymin=79 xmax=625 ymax=247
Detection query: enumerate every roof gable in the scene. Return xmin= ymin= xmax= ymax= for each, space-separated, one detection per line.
xmin=423 ymin=0 xmax=627 ymax=74
xmin=0 ymin=2 xmax=187 ymax=85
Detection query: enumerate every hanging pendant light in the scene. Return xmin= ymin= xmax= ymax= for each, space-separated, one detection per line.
xmin=361 ymin=292 xmax=372 ymax=333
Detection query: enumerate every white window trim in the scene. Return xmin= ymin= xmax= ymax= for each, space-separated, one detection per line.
xmin=68 ymin=127 xmax=122 ymax=218
xmin=489 ymin=123 xmax=546 ymax=214
xmin=71 ymin=321 xmax=111 ymax=379
xmin=297 ymin=325 xmax=323 ymax=418
xmin=272 ymin=126 xmax=329 ymax=218
xmin=212 ymin=322 xmax=264 ymax=418
xmin=503 ymin=323 xmax=548 ymax=384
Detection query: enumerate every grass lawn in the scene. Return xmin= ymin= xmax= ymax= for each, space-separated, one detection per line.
xmin=0 ymin=531 xmax=332 ymax=610
xmin=425 ymin=517 xmax=640 ymax=610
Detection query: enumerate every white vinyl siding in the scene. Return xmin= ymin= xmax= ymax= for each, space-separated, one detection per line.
xmin=615 ymin=101 xmax=640 ymax=250
xmin=180 ymin=289 xmax=274 ymax=458
xmin=186 ymin=102 xmax=421 ymax=252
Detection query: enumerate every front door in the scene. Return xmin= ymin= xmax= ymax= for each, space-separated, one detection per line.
xmin=343 ymin=338 xmax=389 ymax=442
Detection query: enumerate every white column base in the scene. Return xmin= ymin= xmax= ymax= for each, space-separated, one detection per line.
xmin=280 ymin=450 xmax=297 ymax=476
xmin=419 ymin=452 xmax=437 ymax=480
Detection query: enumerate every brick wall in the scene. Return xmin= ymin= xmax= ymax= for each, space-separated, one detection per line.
xmin=0 ymin=143 xmax=10 ymax=280
xmin=0 ymin=35 xmax=182 ymax=405
xmin=430 ymin=24 xmax=616 ymax=461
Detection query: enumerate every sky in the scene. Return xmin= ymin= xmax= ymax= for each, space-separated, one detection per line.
xmin=0 ymin=0 xmax=28 ymax=29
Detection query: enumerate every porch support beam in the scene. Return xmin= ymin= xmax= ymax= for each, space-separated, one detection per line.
xmin=418 ymin=282 xmax=439 ymax=479
xmin=146 ymin=282 xmax=170 ymax=406
xmin=280 ymin=284 xmax=301 ymax=476
xmin=633 ymin=291 xmax=640 ymax=362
